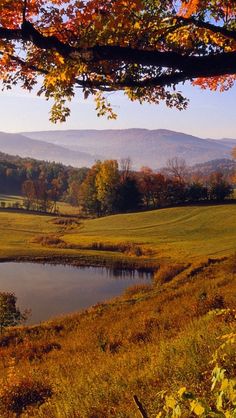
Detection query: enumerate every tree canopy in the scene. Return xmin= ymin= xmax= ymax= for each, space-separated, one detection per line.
xmin=0 ymin=0 xmax=236 ymax=121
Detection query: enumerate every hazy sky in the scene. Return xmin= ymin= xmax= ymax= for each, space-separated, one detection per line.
xmin=0 ymin=81 xmax=235 ymax=138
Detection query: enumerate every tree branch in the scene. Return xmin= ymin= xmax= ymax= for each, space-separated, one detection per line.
xmin=1 ymin=20 xmax=236 ymax=88
xmin=177 ymin=16 xmax=236 ymax=41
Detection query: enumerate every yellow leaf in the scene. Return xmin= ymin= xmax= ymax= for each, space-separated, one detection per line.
xmin=165 ymin=395 xmax=176 ymax=409
xmin=134 ymin=21 xmax=141 ymax=30
xmin=220 ymin=378 xmax=229 ymax=391
xmin=190 ymin=400 xmax=205 ymax=416
xmin=178 ymin=387 xmax=187 ymax=397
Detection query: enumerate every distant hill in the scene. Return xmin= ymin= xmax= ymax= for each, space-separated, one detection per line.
xmin=0 ymin=129 xmax=234 ymax=169
xmin=0 ymin=131 xmax=95 ymax=167
xmin=218 ymin=138 xmax=236 ymax=148
xmin=21 ymin=129 xmax=235 ymax=168
xmin=190 ymin=158 xmax=236 ymax=177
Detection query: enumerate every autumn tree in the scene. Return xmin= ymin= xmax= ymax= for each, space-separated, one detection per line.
xmin=0 ymin=1 xmax=236 ymax=122
xmin=66 ymin=168 xmax=89 ymax=206
xmin=78 ymin=161 xmax=102 ymax=216
xmin=95 ymin=160 xmax=120 ymax=214
xmin=138 ymin=167 xmax=156 ymax=209
xmin=22 ymin=179 xmax=36 ymax=210
xmin=22 ymin=178 xmax=56 ymax=212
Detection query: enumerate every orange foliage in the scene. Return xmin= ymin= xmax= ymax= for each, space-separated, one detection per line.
xmin=179 ymin=0 xmax=201 ymax=17
xmin=0 ymin=0 xmax=236 ymax=120
xmin=192 ymin=74 xmax=236 ymax=91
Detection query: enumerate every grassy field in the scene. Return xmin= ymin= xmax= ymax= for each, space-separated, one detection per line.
xmin=64 ymin=204 xmax=236 ymax=260
xmin=0 ymin=203 xmax=236 ymax=264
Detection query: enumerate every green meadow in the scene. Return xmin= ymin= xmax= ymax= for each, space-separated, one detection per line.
xmin=1 ymin=203 xmax=235 ymax=264
xmin=65 ymin=204 xmax=236 ymax=260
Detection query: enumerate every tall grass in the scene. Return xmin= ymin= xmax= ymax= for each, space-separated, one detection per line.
xmin=0 ymin=256 xmax=235 ymax=417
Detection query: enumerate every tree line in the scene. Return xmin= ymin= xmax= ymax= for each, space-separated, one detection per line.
xmin=0 ymin=154 xmax=233 ymax=215
xmin=70 ymin=158 xmax=234 ymax=216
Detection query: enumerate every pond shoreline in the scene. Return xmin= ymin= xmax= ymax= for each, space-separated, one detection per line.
xmin=0 ymin=261 xmax=154 ymax=324
xmin=0 ymin=254 xmax=159 ymax=273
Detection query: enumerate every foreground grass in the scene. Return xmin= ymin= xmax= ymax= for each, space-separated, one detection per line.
xmin=0 ymin=257 xmax=235 ymax=417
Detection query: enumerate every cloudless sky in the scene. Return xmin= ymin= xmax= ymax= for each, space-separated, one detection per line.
xmin=0 ymin=81 xmax=235 ymax=139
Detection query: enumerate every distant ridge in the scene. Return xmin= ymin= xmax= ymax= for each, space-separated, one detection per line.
xmin=0 ymin=131 xmax=95 ymax=167
xmin=20 ymin=129 xmax=234 ymax=168
xmin=0 ymin=129 xmax=234 ymax=168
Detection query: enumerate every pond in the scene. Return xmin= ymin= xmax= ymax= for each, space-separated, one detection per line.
xmin=0 ymin=262 xmax=153 ymax=324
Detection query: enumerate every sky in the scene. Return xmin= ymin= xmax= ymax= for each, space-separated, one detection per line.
xmin=0 ymin=81 xmax=236 ymax=139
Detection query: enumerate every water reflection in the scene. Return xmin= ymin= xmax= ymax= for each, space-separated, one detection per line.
xmin=0 ymin=262 xmax=152 ymax=324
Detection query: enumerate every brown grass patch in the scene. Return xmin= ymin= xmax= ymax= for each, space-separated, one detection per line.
xmin=31 ymin=234 xmax=66 ymax=248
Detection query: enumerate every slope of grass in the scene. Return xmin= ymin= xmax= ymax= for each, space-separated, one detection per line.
xmin=0 ymin=204 xmax=236 ymax=264
xmin=63 ymin=204 xmax=236 ymax=261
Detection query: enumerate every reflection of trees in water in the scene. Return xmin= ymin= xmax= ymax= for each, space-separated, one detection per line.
xmin=107 ymin=268 xmax=153 ymax=280
xmin=68 ymin=265 xmax=153 ymax=279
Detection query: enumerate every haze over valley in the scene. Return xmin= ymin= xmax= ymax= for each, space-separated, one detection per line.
xmin=0 ymin=129 xmax=235 ymax=168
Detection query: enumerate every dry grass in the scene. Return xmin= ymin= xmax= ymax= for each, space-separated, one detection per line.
xmin=0 ymin=256 xmax=235 ymax=417
xmin=31 ymin=235 xmax=66 ymax=248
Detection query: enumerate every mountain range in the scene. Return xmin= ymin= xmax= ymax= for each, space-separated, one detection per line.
xmin=0 ymin=129 xmax=235 ymax=168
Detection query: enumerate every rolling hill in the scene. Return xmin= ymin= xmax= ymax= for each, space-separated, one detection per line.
xmin=0 ymin=129 xmax=235 ymax=168
xmin=22 ymin=129 xmax=235 ymax=168
xmin=0 ymin=131 xmax=95 ymax=166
